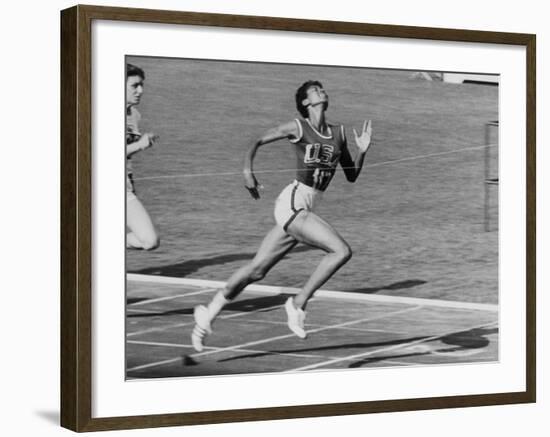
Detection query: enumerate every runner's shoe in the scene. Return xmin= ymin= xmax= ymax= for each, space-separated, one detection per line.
xmin=191 ymin=305 xmax=212 ymax=352
xmin=285 ymin=297 xmax=307 ymax=339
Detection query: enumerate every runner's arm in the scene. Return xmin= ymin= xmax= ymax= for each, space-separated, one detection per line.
xmin=340 ymin=120 xmax=372 ymax=182
xmin=126 ymin=133 xmax=159 ymax=158
xmin=244 ymin=120 xmax=299 ymax=199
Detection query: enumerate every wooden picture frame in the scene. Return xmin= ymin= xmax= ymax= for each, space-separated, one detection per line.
xmin=61 ymin=4 xmax=536 ymax=432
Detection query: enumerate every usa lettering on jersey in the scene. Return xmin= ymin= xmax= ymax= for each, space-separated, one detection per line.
xmin=291 ymin=118 xmax=345 ymax=191
xmin=304 ymin=143 xmax=335 ymax=165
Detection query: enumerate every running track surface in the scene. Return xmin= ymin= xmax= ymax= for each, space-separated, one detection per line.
xmin=126 ymin=274 xmax=498 ymax=379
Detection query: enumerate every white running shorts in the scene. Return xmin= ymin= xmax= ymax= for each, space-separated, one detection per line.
xmin=126 ymin=173 xmax=137 ymax=202
xmin=274 ymin=180 xmax=323 ymax=231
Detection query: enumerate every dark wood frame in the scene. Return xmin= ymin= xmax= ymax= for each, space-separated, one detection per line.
xmin=60 ymin=4 xmax=536 ymax=432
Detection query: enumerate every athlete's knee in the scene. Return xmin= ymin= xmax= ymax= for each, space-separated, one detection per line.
xmin=247 ymin=264 xmax=267 ymax=283
xmin=142 ymin=234 xmax=160 ymax=251
xmin=335 ymin=243 xmax=352 ymax=264
xmin=344 ymin=246 xmax=353 ymax=263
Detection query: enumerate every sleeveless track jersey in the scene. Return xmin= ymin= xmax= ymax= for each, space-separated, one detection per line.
xmin=126 ymin=106 xmax=141 ymax=197
xmin=290 ymin=118 xmax=346 ymax=192
xmin=126 ymin=107 xmax=142 ymax=146
xmin=126 ymin=107 xmax=142 ymax=172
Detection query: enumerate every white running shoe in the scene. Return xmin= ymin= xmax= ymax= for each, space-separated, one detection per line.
xmin=191 ymin=305 xmax=212 ymax=352
xmin=285 ymin=297 xmax=307 ymax=339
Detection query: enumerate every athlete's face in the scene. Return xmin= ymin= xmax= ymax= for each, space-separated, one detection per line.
xmin=126 ymin=75 xmax=144 ymax=106
xmin=305 ymin=85 xmax=328 ymax=107
xmin=303 ymin=85 xmax=329 ymax=114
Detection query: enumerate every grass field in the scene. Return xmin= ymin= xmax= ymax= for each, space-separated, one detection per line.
xmin=126 ymin=56 xmax=499 ymax=305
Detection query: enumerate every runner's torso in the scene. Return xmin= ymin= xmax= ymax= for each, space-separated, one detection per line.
xmin=126 ymin=106 xmax=142 ymax=173
xmin=290 ymin=118 xmax=346 ymax=191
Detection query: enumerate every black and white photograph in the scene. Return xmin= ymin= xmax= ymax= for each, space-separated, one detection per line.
xmin=125 ymin=56 xmax=499 ymax=379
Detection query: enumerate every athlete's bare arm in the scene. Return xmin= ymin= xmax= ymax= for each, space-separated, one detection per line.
xmin=126 ymin=132 xmax=159 ymax=158
xmin=243 ymin=120 xmax=299 ymax=199
xmin=340 ymin=119 xmax=372 ymax=182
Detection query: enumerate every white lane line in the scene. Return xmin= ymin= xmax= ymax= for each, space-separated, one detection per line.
xmin=126 ymin=357 xmax=179 ymax=372
xmin=128 ymin=274 xmax=498 ymax=312
xmin=134 ymin=143 xmax=497 ymax=181
xmin=285 ymin=321 xmax=498 ymax=372
xmin=128 ymin=315 xmax=409 ymax=335
xmin=127 ymin=288 xmax=218 ymax=307
xmin=126 ymin=302 xmax=284 ymax=338
xmin=128 ymin=274 xmax=256 ymax=291
xmin=127 ymin=340 xmax=336 ymax=362
xmin=127 ymin=308 xmax=161 ymax=314
xmin=230 ymin=318 xmax=409 ymax=334
xmin=126 ymin=306 xmax=422 ymax=371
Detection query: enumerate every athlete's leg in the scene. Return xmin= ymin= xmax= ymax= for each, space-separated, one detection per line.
xmin=206 ymin=225 xmax=296 ymax=320
xmin=200 ymin=225 xmax=296 ymax=331
xmin=126 ymin=197 xmax=160 ymax=250
xmin=287 ymin=212 xmax=352 ymax=310
xmin=223 ymin=225 xmax=298 ymax=299
xmin=191 ymin=225 xmax=297 ymax=351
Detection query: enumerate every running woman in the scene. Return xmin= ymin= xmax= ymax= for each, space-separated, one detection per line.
xmin=126 ymin=63 xmax=160 ymax=250
xmin=191 ymin=80 xmax=373 ymax=351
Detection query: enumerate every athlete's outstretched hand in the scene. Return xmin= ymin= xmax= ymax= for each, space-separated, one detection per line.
xmin=244 ymin=170 xmax=261 ymax=200
xmin=353 ymin=120 xmax=372 ymax=153
xmin=140 ymin=132 xmax=160 ymax=150
xmin=136 ymin=132 xmax=159 ymax=150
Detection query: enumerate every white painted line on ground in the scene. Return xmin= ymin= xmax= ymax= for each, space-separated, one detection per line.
xmin=127 ymin=308 xmax=161 ymax=314
xmin=127 ymin=321 xmax=193 ymax=338
xmin=318 ymin=289 xmax=497 ymax=312
xmin=126 ymin=357 xmax=177 ymax=373
xmin=127 ymin=274 xmax=498 ymax=312
xmin=128 ymin=314 xmax=408 ymax=336
xmin=126 ymin=302 xmax=284 ymax=338
xmin=228 ymin=317 xmax=409 ymax=335
xmin=196 ymin=306 xmax=422 ymax=358
xmin=128 ymin=288 xmax=217 ymax=307
xmin=128 ymin=274 xmax=227 ymax=289
xmin=127 ymin=339 xmax=335 ymax=363
xmin=126 ymin=306 xmax=421 ymax=371
xmin=285 ymin=321 xmax=498 ymax=372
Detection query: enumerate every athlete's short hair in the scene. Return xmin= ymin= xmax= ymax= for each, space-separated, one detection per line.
xmin=295 ymin=80 xmax=324 ymax=118
xmin=126 ymin=63 xmax=145 ymax=80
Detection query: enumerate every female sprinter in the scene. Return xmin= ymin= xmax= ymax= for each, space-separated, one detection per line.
xmin=191 ymin=80 xmax=372 ymax=351
xmin=126 ymin=63 xmax=160 ymax=250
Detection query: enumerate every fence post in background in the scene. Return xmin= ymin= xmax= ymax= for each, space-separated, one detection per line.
xmin=484 ymin=120 xmax=499 ymax=232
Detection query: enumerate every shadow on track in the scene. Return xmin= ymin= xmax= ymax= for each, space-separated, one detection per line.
xmin=344 ymin=279 xmax=427 ymax=294
xmin=128 ymin=245 xmax=315 ymax=277
xmin=348 ymin=326 xmax=498 ymax=368
xmin=127 ymin=293 xmax=294 ymax=318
